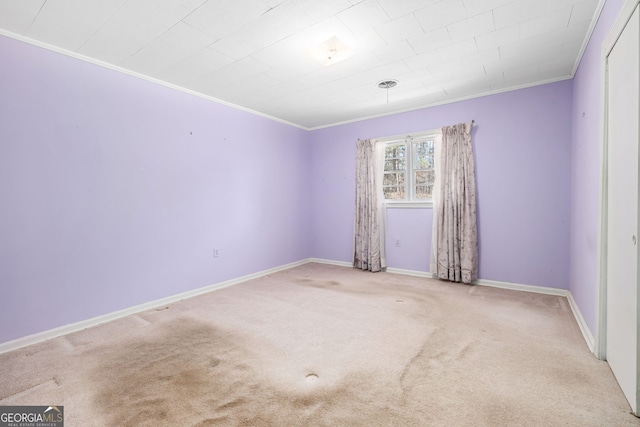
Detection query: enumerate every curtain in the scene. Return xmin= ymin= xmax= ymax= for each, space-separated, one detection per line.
xmin=430 ymin=122 xmax=478 ymax=283
xmin=353 ymin=139 xmax=386 ymax=272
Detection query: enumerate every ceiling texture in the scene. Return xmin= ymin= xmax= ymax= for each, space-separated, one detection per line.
xmin=0 ymin=0 xmax=602 ymax=129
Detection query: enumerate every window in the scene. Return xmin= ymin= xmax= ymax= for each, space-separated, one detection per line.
xmin=380 ymin=130 xmax=439 ymax=208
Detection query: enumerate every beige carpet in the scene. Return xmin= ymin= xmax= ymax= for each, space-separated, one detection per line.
xmin=1 ymin=263 xmax=638 ymax=426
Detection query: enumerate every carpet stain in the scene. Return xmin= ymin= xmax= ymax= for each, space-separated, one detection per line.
xmin=295 ymin=279 xmax=342 ymax=289
xmin=87 ymin=318 xmax=419 ymax=426
xmin=295 ymin=277 xmax=443 ymax=310
xmin=88 ymin=318 xmax=262 ymax=426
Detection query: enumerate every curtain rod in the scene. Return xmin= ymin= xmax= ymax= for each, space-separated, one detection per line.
xmin=371 ymin=128 xmax=440 ymax=143
xmin=366 ymin=121 xmax=474 ymax=142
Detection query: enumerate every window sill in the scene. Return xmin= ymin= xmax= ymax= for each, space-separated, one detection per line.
xmin=384 ymin=201 xmax=433 ymax=209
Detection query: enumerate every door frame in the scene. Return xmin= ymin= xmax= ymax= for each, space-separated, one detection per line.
xmin=596 ymin=0 xmax=640 ymax=361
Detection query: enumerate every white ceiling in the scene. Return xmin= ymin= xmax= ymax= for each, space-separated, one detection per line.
xmin=0 ymin=0 xmax=602 ymax=129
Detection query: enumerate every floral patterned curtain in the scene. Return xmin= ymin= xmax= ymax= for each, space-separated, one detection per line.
xmin=430 ymin=122 xmax=478 ymax=283
xmin=353 ymin=139 xmax=386 ymax=272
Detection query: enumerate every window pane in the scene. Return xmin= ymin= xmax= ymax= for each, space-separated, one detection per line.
xmin=415 ymin=143 xmax=428 ymax=156
xmin=385 ymin=159 xmax=405 ymax=171
xmin=383 ymin=173 xmax=397 ymax=186
xmin=383 ymin=172 xmax=406 ymax=200
xmin=413 ymin=139 xmax=435 ymax=200
xmin=383 ymin=186 xmax=405 ymax=199
xmin=415 ymin=185 xmax=433 ymax=199
xmin=415 ymin=170 xmax=434 ymax=185
xmin=385 ymin=144 xmax=405 ymax=159
xmin=415 ymin=156 xmax=433 ymax=170
xmin=415 ymin=170 xmax=434 ymax=199
xmin=414 ymin=140 xmax=434 ymax=171
xmin=384 ymin=143 xmax=407 ymax=200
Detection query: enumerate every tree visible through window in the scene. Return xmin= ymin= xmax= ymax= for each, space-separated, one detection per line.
xmin=414 ymin=139 xmax=435 ymax=199
xmin=382 ymin=132 xmax=438 ymax=204
xmin=383 ymin=143 xmax=406 ymax=199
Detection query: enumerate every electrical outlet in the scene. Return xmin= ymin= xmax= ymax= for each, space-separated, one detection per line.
xmin=395 ymin=239 xmax=401 ymax=247
xmin=213 ymin=248 xmax=219 ymax=258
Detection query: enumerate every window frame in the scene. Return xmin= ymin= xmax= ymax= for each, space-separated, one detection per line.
xmin=378 ymin=129 xmax=440 ymax=209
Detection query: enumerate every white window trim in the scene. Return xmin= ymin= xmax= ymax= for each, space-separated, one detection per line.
xmin=385 ymin=200 xmax=433 ymax=209
xmin=375 ymin=129 xmax=440 ymax=209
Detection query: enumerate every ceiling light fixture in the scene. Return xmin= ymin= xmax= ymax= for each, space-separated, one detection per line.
xmin=378 ymin=80 xmax=398 ymax=104
xmin=306 ymin=36 xmax=353 ymax=66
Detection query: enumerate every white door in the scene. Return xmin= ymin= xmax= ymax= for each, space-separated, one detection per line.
xmin=606 ymin=4 xmax=640 ymax=415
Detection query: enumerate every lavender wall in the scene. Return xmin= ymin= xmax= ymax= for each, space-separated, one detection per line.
xmin=310 ymin=81 xmax=573 ymax=289
xmin=570 ymin=0 xmax=626 ymax=335
xmin=0 ymin=35 xmax=311 ymax=343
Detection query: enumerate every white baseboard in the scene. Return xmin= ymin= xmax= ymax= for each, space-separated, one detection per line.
xmin=566 ymin=292 xmax=595 ymax=353
xmin=387 ymin=266 xmax=569 ymax=296
xmin=472 ymin=278 xmax=569 ymax=297
xmin=307 ymin=258 xmax=353 ymax=268
xmin=1 ymin=257 xmax=596 ymax=356
xmin=314 ymin=260 xmax=567 ymax=296
xmin=386 ymin=267 xmax=434 ymax=278
xmin=0 ymin=258 xmax=310 ymax=355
